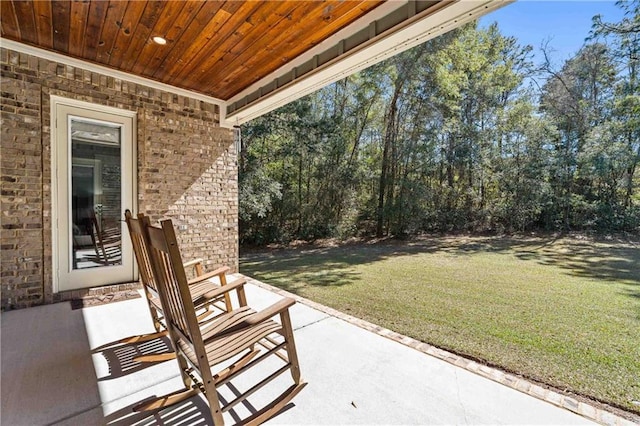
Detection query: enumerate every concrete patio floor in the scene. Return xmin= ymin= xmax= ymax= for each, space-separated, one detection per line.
xmin=1 ymin=275 xmax=632 ymax=425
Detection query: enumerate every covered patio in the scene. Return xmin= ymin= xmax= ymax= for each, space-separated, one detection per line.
xmin=1 ymin=0 xmax=514 ymax=307
xmin=2 ymin=274 xmax=620 ymax=425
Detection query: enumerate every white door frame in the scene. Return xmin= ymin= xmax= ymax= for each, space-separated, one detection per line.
xmin=51 ymin=95 xmax=137 ymax=293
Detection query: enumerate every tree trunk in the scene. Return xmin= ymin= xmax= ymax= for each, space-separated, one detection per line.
xmin=377 ymin=83 xmax=402 ymax=237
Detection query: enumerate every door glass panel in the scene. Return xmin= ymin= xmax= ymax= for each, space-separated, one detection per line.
xmin=70 ymin=120 xmax=122 ymax=269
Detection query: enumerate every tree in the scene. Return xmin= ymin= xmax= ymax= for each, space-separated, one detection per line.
xmin=239 ymin=11 xmax=639 ymax=244
xmin=540 ymin=43 xmax=618 ymax=229
xmin=591 ymin=0 xmax=640 ymax=227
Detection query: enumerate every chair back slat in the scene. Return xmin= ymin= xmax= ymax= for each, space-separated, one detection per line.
xmin=144 ymin=219 xmax=210 ymax=359
xmin=161 ymin=250 xmax=190 ymax=336
xmin=124 ymin=211 xmax=157 ymax=293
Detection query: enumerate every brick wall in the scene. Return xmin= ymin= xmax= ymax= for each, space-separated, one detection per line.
xmin=1 ymin=47 xmax=238 ymax=310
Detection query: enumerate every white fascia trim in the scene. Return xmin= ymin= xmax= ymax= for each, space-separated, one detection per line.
xmin=0 ymin=38 xmax=230 ymax=126
xmin=225 ymin=0 xmax=513 ymax=126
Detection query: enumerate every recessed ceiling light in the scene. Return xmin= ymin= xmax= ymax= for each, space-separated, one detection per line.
xmin=152 ymin=36 xmax=167 ymax=45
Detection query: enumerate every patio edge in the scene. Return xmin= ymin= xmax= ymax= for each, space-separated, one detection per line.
xmin=240 ymin=274 xmax=639 ymax=426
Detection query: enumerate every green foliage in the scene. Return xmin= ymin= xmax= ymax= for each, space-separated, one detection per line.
xmin=240 ymin=8 xmax=640 ymax=244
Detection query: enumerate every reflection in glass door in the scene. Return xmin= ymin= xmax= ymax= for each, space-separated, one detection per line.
xmin=71 ymin=120 xmax=123 ymax=269
xmin=53 ymin=97 xmax=136 ymax=292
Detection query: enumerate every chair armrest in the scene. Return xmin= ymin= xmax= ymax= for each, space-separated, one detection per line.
xmin=241 ymin=297 xmax=295 ymax=327
xmin=187 ymin=266 xmax=231 ymax=286
xmin=182 ymin=258 xmax=204 ymax=269
xmin=194 ymin=277 xmax=247 ymax=305
xmin=183 ymin=258 xmax=205 ymax=278
xmin=209 ymin=297 xmax=296 ymax=340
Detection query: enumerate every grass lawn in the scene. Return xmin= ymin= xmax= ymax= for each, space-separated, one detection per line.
xmin=240 ymin=235 xmax=640 ymax=414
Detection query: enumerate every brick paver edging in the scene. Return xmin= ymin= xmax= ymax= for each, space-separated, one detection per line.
xmin=240 ymin=274 xmax=639 ymax=426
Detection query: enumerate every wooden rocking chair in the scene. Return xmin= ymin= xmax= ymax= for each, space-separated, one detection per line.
xmin=85 ymin=210 xmax=122 ymax=266
xmin=123 ymin=210 xmax=235 ymax=362
xmin=136 ymin=217 xmax=306 ymax=425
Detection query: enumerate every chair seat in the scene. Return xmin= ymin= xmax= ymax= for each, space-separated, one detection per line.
xmin=189 ymin=280 xmax=222 ymax=301
xmin=178 ymin=306 xmax=283 ymax=366
xmin=148 ymin=280 xmax=223 ymax=312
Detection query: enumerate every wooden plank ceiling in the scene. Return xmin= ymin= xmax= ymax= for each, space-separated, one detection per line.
xmin=0 ymin=0 xmax=385 ymax=101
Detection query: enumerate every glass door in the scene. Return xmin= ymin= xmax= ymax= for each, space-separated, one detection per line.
xmin=53 ymin=98 xmax=136 ymax=292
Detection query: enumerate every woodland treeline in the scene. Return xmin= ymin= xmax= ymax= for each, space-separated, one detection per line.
xmin=239 ymin=2 xmax=639 ymax=244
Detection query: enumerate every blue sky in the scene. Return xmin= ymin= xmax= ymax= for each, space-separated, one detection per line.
xmin=479 ymin=1 xmax=626 ymax=65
